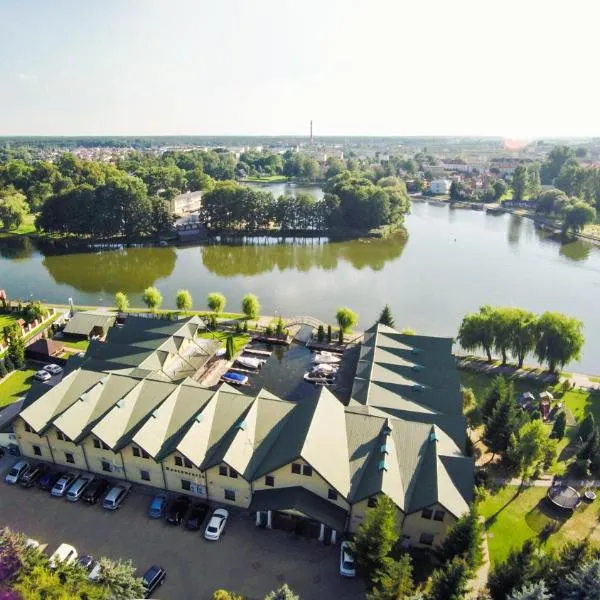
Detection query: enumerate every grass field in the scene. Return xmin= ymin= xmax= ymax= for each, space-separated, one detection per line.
xmin=458 ymin=369 xmax=547 ymax=405
xmin=197 ymin=331 xmax=250 ymax=355
xmin=561 ymin=388 xmax=600 ymax=423
xmin=0 ymin=366 xmax=37 ymax=407
xmin=0 ymin=314 xmax=19 ymax=329
xmin=0 ymin=214 xmax=37 ymax=238
xmin=480 ymin=485 xmax=600 ymax=565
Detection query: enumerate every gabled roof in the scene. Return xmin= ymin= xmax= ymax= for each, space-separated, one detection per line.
xmin=63 ymin=311 xmax=115 ymax=336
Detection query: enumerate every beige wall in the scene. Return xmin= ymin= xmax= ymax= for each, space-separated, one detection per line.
xmin=80 ymin=436 xmax=126 ymax=480
xmin=401 ymin=503 xmax=457 ymax=548
xmin=163 ymin=452 xmax=208 ymax=498
xmin=253 ymin=457 xmax=350 ymax=511
xmin=205 ymin=463 xmax=252 ymax=508
xmin=120 ymin=443 xmax=166 ymax=487
xmin=46 ymin=426 xmax=88 ymax=471
xmin=14 ymin=417 xmax=52 ymax=462
xmin=349 ymin=496 xmax=404 ymax=534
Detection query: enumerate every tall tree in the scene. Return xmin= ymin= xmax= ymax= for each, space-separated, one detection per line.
xmin=336 ymin=307 xmax=359 ymax=333
xmin=481 ymin=376 xmax=508 ymax=423
xmin=534 ymin=312 xmax=584 ymax=374
xmin=438 ymin=506 xmax=482 ymax=569
xmin=241 ymin=294 xmax=261 ymax=319
xmin=512 ymin=166 xmax=529 ymax=201
xmin=426 ymin=557 xmax=470 ymax=600
xmin=378 ymin=305 xmax=395 ymax=328
xmin=114 ymin=291 xmax=129 ymax=313
xmin=550 ymin=411 xmax=567 ymax=440
xmin=545 ymin=541 xmax=600 ymax=594
xmin=578 ymin=414 xmax=595 ymax=442
xmin=207 ymin=292 xmax=226 ymax=314
xmin=175 ymin=289 xmax=193 ymax=313
xmin=457 ymin=306 xmax=495 ymax=362
xmin=349 ymin=495 xmax=399 ymax=581
xmin=491 ymin=307 xmax=513 ymax=365
xmin=0 ymin=189 xmax=28 ymax=231
xmin=484 ymin=383 xmax=520 ymax=457
xmin=563 ymin=202 xmax=596 ymax=235
xmin=514 ymin=420 xmax=557 ymax=479
xmin=507 ymin=582 xmax=550 ymax=600
xmin=368 ymin=554 xmax=414 ymax=600
xmin=527 ymin=164 xmax=541 ymax=198
xmin=560 ymin=559 xmax=600 ymax=599
xmin=540 ymin=145 xmax=575 ymax=184
xmin=142 ymin=286 xmax=163 ymax=312
xmin=225 ymin=335 xmax=235 ymax=361
xmin=508 ymin=309 xmax=538 ymax=368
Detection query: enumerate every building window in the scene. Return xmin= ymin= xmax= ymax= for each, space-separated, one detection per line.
xmin=419 ymin=533 xmax=434 ymax=546
xmin=265 ymin=475 xmax=274 ymax=487
xmin=302 ymin=465 xmax=313 ymax=477
xmin=101 ymin=460 xmax=111 ymax=473
xmin=141 ymin=449 xmax=151 ymax=459
xmin=24 ymin=423 xmax=33 ymax=433
xmin=328 ymin=488 xmax=338 ymax=501
xmin=132 ymin=447 xmax=140 ymax=458
xmin=433 ymin=510 xmax=445 ymax=522
xmin=184 ymin=458 xmax=193 ymax=469
xmin=229 ymin=468 xmax=238 ymax=479
xmin=65 ymin=452 xmax=75 ymax=464
xmin=174 ymin=456 xmax=183 ymax=467
xmin=32 ymin=445 xmax=41 ymax=456
xmin=219 ymin=465 xmax=228 ymax=476
xmin=181 ymin=479 xmax=191 ymax=491
xmin=140 ymin=470 xmax=150 ymax=482
xmin=224 ymin=489 xmax=236 ymax=501
xmin=291 ymin=463 xmax=301 ymax=474
xmin=421 ymin=508 xmax=433 ymax=520
xmin=367 ymin=497 xmax=378 ymax=508
xmin=101 ymin=441 xmax=111 ymax=451
xmin=93 ymin=438 xmax=101 ymax=449
xmin=56 ymin=431 xmax=66 ymax=441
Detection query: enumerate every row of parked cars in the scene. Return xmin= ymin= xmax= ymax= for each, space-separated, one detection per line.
xmin=147 ymin=493 xmax=229 ymax=541
xmin=33 ymin=363 xmax=63 ymax=382
xmin=5 ymin=460 xmax=130 ymax=509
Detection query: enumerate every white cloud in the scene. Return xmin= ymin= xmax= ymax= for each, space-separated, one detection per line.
xmin=17 ymin=73 xmax=38 ymax=81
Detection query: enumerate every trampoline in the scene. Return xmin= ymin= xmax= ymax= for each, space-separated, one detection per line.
xmin=547 ymin=485 xmax=580 ymax=510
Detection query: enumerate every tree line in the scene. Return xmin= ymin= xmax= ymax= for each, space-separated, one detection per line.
xmin=458 ymin=306 xmax=584 ymax=373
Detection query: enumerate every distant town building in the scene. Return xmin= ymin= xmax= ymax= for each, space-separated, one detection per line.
xmin=171 ymin=191 xmax=203 ymax=215
xmin=429 ymin=179 xmax=452 ymax=195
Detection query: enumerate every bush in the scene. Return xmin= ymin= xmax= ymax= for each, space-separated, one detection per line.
xmin=4 ymin=356 xmax=14 ymax=372
xmin=317 ymin=325 xmax=325 ymax=342
xmin=242 ymin=321 xmax=248 ymax=333
xmin=336 ymin=307 xmax=358 ymax=332
xmin=327 ymin=324 xmax=332 ymax=343
xmin=265 ymin=325 xmax=273 ymax=336
xmin=241 ymin=294 xmax=261 ymax=319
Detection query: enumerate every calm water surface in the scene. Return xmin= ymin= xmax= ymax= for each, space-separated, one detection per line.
xmin=1 ymin=200 xmax=599 ymax=373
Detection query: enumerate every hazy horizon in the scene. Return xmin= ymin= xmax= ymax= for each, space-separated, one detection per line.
xmin=2 ymin=0 xmax=598 ymax=138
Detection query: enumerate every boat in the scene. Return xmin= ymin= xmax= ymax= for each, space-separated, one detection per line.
xmin=235 ymin=356 xmax=265 ymax=369
xmin=303 ymin=363 xmax=338 ymax=385
xmin=313 ymin=351 xmax=341 ymax=365
xmin=310 ymin=363 xmax=338 ymax=375
xmin=303 ymin=373 xmax=336 ymax=385
xmin=221 ymin=372 xmax=248 ymax=385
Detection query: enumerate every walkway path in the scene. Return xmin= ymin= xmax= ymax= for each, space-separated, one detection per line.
xmin=468 ymin=517 xmax=490 ymax=599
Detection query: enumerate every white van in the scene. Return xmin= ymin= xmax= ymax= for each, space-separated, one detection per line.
xmin=66 ymin=474 xmax=94 ymax=502
xmin=49 ymin=543 xmax=78 ymax=568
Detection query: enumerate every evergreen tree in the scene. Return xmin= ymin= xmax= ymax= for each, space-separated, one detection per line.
xmin=481 ymin=376 xmax=507 ymax=423
xmin=507 ymin=581 xmax=550 ymax=600
xmin=560 ymin=559 xmax=600 ymax=599
xmin=578 ymin=414 xmax=595 ymax=442
xmin=94 ymin=556 xmax=145 ymax=599
xmin=550 ymin=411 xmax=567 ymax=440
xmin=225 ymin=336 xmax=235 ymax=360
xmin=488 ymin=540 xmax=543 ymax=600
xmin=7 ymin=335 xmax=24 ymax=369
xmin=545 ymin=541 xmax=600 ymax=594
xmin=368 ymin=554 xmax=414 ymax=600
xmin=350 ymin=495 xmax=399 ymax=581
xmin=327 ymin=325 xmax=332 ymax=343
xmin=317 ymin=324 xmax=325 ymax=342
xmin=485 ymin=386 xmax=519 ymax=457
xmin=438 ymin=506 xmax=482 ymax=569
xmin=264 ymin=584 xmax=300 ymax=600
xmin=426 ymin=557 xmax=470 ymax=600
xmin=378 ymin=305 xmax=395 ymax=328
xmin=578 ymin=427 xmax=600 ymax=461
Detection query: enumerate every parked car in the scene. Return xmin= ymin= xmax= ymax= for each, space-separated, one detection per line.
xmin=204 ymin=508 xmax=229 ymax=541
xmin=141 ymin=565 xmax=166 ymax=598
xmin=43 ymin=364 xmax=63 ymax=375
xmin=185 ymin=502 xmax=209 ymax=531
xmin=339 ymin=541 xmax=356 ymax=577
xmin=38 ymin=469 xmax=64 ymax=492
xmin=148 ymin=494 xmax=168 ymax=519
xmin=66 ymin=474 xmax=94 ymax=502
xmin=50 ymin=473 xmax=76 ymax=497
xmin=34 ymin=370 xmax=52 ymax=382
xmin=20 ymin=463 xmax=47 ymax=488
xmin=78 ymin=554 xmax=95 ymax=570
xmin=82 ymin=478 xmax=109 ymax=504
xmin=49 ymin=543 xmax=77 ymax=568
xmin=25 ymin=538 xmax=42 ymax=550
xmin=102 ymin=483 xmax=131 ymax=510
xmin=166 ymin=495 xmax=191 ymax=525
xmin=5 ymin=460 xmax=30 ymax=485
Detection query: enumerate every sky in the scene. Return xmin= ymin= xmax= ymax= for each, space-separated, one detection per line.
xmin=0 ymin=0 xmax=598 ymax=137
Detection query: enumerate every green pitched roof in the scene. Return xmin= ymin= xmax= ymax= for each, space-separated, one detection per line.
xmin=63 ymin=311 xmax=115 ymax=336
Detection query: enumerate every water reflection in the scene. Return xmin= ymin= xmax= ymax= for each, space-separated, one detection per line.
xmin=559 ymin=240 xmax=592 ymax=262
xmin=0 ymin=236 xmax=35 ymax=261
xmin=42 ymin=247 xmax=177 ymax=293
xmin=200 ymin=232 xmax=408 ymax=276
xmin=507 ymin=214 xmax=523 ymax=246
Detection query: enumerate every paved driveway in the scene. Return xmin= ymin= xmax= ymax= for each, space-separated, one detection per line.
xmin=0 ymin=459 xmax=364 ymax=600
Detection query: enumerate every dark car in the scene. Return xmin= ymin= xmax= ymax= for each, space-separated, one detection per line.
xmin=82 ymin=478 xmax=110 ymax=504
xmin=78 ymin=554 xmax=95 ymax=570
xmin=37 ymin=469 xmax=63 ymax=492
xmin=166 ymin=495 xmax=191 ymax=525
xmin=141 ymin=565 xmax=166 ymax=598
xmin=20 ymin=464 xmax=48 ymax=488
xmin=185 ymin=502 xmax=209 ymax=531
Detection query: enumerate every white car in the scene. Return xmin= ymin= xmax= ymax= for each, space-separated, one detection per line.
xmin=5 ymin=460 xmax=30 ymax=484
xmin=49 ymin=543 xmax=78 ymax=568
xmin=339 ymin=541 xmax=356 ymax=577
xmin=204 ymin=508 xmax=229 ymax=540
xmin=25 ymin=538 xmax=41 ymax=550
xmin=50 ymin=473 xmax=76 ymax=497
xmin=43 ymin=364 xmax=63 ymax=375
xmin=34 ymin=370 xmax=52 ymax=382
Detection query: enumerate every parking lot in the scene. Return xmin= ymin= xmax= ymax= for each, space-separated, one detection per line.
xmin=0 ymin=457 xmax=364 ymax=600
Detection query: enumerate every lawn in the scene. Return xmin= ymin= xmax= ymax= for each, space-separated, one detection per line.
xmin=0 ymin=366 xmax=37 ymax=407
xmin=480 ymin=485 xmax=600 ymax=565
xmin=0 ymin=314 xmax=19 ymax=329
xmin=197 ymin=331 xmax=250 ymax=355
xmin=458 ymin=369 xmax=547 ymax=405
xmin=58 ymin=337 xmax=90 ymax=351
xmin=0 ymin=214 xmax=36 ymax=238
xmin=561 ymin=388 xmax=600 ymax=423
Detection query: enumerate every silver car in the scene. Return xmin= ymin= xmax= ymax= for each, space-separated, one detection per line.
xmin=50 ymin=473 xmax=76 ymax=497
xmin=102 ymin=483 xmax=131 ymax=510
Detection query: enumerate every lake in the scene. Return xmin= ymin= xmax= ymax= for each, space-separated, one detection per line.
xmin=1 ymin=197 xmax=599 ymax=373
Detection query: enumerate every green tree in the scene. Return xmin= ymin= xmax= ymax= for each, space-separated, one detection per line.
xmin=426 ymin=557 xmax=470 ymax=600
xmin=207 ymin=292 xmax=226 ymax=314
xmin=563 ymin=201 xmax=596 ymax=235
xmin=514 ymin=420 xmax=557 ymax=479
xmin=378 ymin=304 xmax=395 ymax=328
xmin=0 ymin=188 xmax=28 ymax=231
xmin=491 ymin=307 xmax=514 ymax=366
xmin=484 ymin=384 xmax=520 ymax=458
xmin=508 ymin=582 xmax=550 ymax=600
xmin=225 ymin=336 xmax=235 ymax=360
xmin=142 ymin=286 xmax=163 ymax=312
xmin=175 ymin=289 xmax=193 ymax=313
xmin=317 ymin=324 xmax=325 ymax=341
xmin=95 ymin=557 xmax=145 ymax=599
xmin=560 ymin=558 xmax=600 ymax=599
xmin=458 ymin=306 xmax=495 ymax=362
xmin=481 ymin=376 xmax=508 ymax=424
xmin=508 ymin=309 xmax=538 ymax=368
xmin=4 ymin=355 xmax=14 ymax=372
xmin=368 ymin=554 xmax=414 ymax=600
xmin=241 ymin=294 xmax=261 ymax=319
xmin=264 ymin=584 xmax=300 ymax=600
xmin=327 ymin=325 xmax=332 ymax=343
xmin=336 ymin=307 xmax=358 ymax=332
xmin=213 ymin=591 xmax=244 ymax=600
xmin=115 ymin=291 xmax=129 ymax=313
xmin=541 ymin=145 xmax=575 ymax=184
xmin=0 ymin=360 xmax=7 ymax=379
xmin=349 ymin=495 xmax=398 ymax=581
xmin=527 ymin=164 xmax=541 ymax=197
xmin=492 ymin=179 xmax=508 ymax=201
xmin=438 ymin=506 xmax=482 ymax=569
xmin=550 ymin=411 xmax=567 ymax=440
xmin=512 ymin=166 xmax=529 ymax=201
xmin=8 ymin=334 xmax=25 ymax=369
xmin=534 ymin=312 xmax=584 ymax=374
xmin=578 ymin=414 xmax=595 ymax=442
